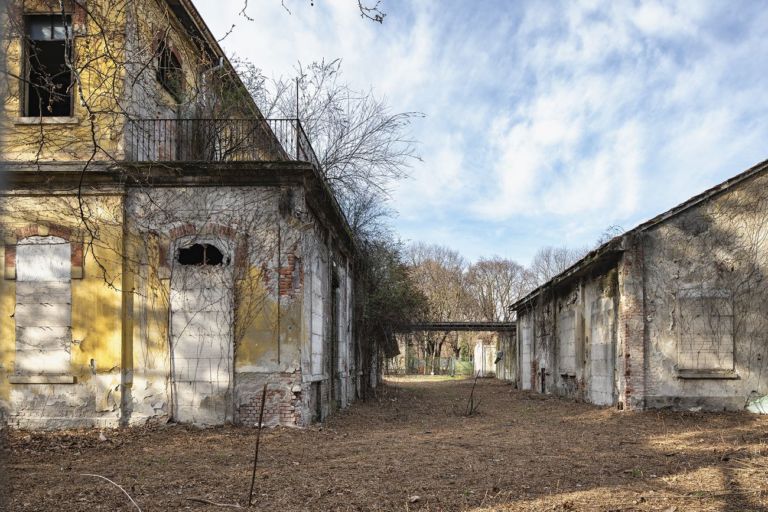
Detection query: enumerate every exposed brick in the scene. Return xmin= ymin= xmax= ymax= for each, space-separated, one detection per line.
xmin=5 ymin=245 xmax=15 ymax=268
xmin=70 ymin=241 xmax=83 ymax=266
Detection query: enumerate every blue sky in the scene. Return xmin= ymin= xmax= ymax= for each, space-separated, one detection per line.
xmin=197 ymin=0 xmax=768 ymax=265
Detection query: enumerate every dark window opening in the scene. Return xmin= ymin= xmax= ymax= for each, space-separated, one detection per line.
xmin=156 ymin=40 xmax=183 ymax=101
xmin=177 ymin=244 xmax=226 ymax=266
xmin=24 ymin=15 xmax=73 ymax=117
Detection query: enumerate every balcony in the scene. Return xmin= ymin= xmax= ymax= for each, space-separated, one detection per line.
xmin=125 ymin=118 xmax=321 ymax=169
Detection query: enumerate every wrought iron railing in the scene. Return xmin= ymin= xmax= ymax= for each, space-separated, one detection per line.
xmin=125 ymin=118 xmax=321 ymax=168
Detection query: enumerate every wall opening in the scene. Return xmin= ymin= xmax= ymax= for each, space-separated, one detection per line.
xmin=156 ymin=39 xmax=183 ymax=101
xmin=177 ymin=243 xmax=226 ymax=266
xmin=24 ymin=14 xmax=73 ymax=117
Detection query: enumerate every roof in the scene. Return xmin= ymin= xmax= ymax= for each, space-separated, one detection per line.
xmin=510 ymin=157 xmax=768 ymax=310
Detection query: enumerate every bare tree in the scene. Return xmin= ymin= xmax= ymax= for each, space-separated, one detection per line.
xmin=235 ymin=58 xmax=422 ymax=226
xmin=406 ymin=242 xmax=467 ymax=368
xmin=529 ymin=246 xmax=588 ymax=286
xmin=465 ymin=257 xmax=530 ymax=322
xmin=595 ymin=224 xmax=625 ymax=247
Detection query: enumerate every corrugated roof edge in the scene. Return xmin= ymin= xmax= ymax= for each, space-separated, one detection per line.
xmin=510 ymin=157 xmax=768 ymax=311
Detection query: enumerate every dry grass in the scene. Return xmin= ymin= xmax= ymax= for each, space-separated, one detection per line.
xmin=4 ymin=378 xmax=768 ymax=511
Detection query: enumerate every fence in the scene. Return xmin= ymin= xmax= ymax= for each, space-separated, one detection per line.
xmin=125 ymin=118 xmax=321 ymax=168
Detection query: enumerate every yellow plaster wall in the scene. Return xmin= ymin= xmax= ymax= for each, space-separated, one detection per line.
xmin=0 ymin=0 xmax=247 ymax=162
xmin=234 ymin=266 xmax=303 ymax=372
xmin=0 ymin=0 xmax=129 ymax=160
xmin=0 ymin=258 xmax=15 ymax=403
xmin=0 ymin=193 xmax=124 ymax=392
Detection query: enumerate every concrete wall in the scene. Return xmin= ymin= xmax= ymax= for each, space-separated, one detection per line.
xmin=515 ymin=268 xmax=619 ymax=404
xmin=639 ymin=172 xmax=768 ymax=411
xmin=495 ymin=331 xmax=516 ymax=382
xmin=514 ymin=170 xmax=768 ymax=413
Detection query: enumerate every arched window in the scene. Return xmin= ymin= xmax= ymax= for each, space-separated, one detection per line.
xmin=177 ymin=243 xmax=226 ymax=266
xmin=15 ymin=236 xmax=71 ymax=374
xmin=156 ymin=39 xmax=183 ymax=102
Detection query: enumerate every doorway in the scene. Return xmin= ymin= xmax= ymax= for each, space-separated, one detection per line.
xmin=169 ymin=240 xmax=234 ymax=424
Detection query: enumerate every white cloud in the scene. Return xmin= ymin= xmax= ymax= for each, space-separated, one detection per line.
xmin=194 ymin=0 xmax=768 ymax=263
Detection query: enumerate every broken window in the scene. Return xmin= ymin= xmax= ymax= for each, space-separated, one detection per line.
xmin=177 ymin=243 xmax=226 ymax=266
xmin=156 ymin=39 xmax=183 ymax=101
xmin=24 ymin=15 xmax=73 ymax=117
xmin=677 ymin=288 xmax=734 ymax=372
xmin=14 ymin=236 xmax=72 ymax=374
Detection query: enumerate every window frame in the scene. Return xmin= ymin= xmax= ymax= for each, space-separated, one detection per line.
xmin=21 ymin=13 xmax=75 ymax=118
xmin=156 ymin=38 xmax=184 ymax=103
xmin=675 ymin=287 xmax=737 ymax=379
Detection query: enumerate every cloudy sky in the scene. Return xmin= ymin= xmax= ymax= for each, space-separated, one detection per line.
xmin=196 ymin=0 xmax=768 ymax=265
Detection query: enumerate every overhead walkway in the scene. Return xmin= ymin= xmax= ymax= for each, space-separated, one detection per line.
xmin=393 ymin=321 xmax=516 ymax=332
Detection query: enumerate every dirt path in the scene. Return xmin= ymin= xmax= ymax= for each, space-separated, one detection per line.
xmin=4 ymin=377 xmax=768 ymax=511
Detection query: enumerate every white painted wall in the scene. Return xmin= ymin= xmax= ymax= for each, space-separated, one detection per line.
xmin=14 ymin=236 xmax=71 ymax=374
xmin=170 ymin=238 xmax=234 ymax=425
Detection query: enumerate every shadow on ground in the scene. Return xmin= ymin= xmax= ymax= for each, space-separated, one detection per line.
xmin=6 ymin=377 xmax=768 ymax=511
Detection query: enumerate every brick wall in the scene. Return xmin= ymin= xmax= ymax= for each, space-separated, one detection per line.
xmin=236 ymin=371 xmax=304 ymax=427
xmin=617 ymin=235 xmax=646 ymax=410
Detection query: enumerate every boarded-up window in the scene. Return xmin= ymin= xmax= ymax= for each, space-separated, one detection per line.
xmin=310 ymin=251 xmax=325 ymax=376
xmin=15 ymin=236 xmax=71 ymax=374
xmin=519 ymin=315 xmax=533 ymax=390
xmin=677 ymin=289 xmax=734 ymax=371
xmin=558 ymin=309 xmax=576 ymax=374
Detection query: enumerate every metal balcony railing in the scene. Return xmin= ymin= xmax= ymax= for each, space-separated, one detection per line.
xmin=125 ymin=118 xmax=321 ymax=169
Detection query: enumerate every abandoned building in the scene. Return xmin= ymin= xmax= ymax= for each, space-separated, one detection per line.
xmin=502 ymin=159 xmax=768 ymax=414
xmin=0 ymin=0 xmax=373 ymax=429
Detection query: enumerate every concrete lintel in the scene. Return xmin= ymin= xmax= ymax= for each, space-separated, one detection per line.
xmin=14 ymin=116 xmax=81 ymax=125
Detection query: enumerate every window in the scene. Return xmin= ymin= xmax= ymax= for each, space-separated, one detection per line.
xmin=310 ymin=251 xmax=325 ymax=376
xmin=677 ymin=288 xmax=734 ymax=373
xmin=156 ymin=40 xmax=183 ymax=101
xmin=177 ymin=243 xmax=226 ymax=265
xmin=24 ymin=15 xmax=73 ymax=117
xmin=557 ymin=309 xmax=576 ymax=375
xmin=14 ymin=236 xmax=72 ymax=374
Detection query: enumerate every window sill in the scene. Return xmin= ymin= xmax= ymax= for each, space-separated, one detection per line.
xmin=9 ymin=374 xmax=76 ymax=384
xmin=14 ymin=116 xmax=81 ymax=125
xmin=676 ymin=369 xmax=739 ymax=380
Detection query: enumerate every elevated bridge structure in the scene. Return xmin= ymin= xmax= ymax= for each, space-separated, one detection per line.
xmin=393 ymin=321 xmax=516 ymax=332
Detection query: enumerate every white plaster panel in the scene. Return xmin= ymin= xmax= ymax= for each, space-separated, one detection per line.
xmin=14 ymin=236 xmax=72 ymax=376
xmin=310 ymin=250 xmax=325 ymax=376
xmin=15 ymin=303 xmax=72 ymax=327
xmin=15 ymin=281 xmax=70 ymax=303
xmin=589 ymin=297 xmax=615 ymax=405
xmin=15 ymin=349 xmax=71 ymax=373
xmin=16 ymin=237 xmax=71 ymax=282
xmin=16 ymin=327 xmax=71 ymax=350
xmin=520 ymin=315 xmax=533 ymax=390
xmin=170 ymin=260 xmax=233 ymax=425
xmin=558 ymin=309 xmax=576 ymax=374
